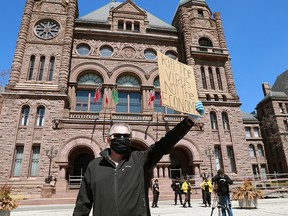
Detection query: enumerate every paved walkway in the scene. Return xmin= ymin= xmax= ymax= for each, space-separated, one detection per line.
xmin=11 ymin=197 xmax=288 ymax=216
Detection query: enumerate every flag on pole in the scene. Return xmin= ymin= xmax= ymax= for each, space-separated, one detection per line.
xmin=112 ymin=87 xmax=119 ymax=104
xmin=105 ymin=91 xmax=109 ymax=105
xmin=148 ymin=90 xmax=155 ymax=105
xmin=94 ymin=87 xmax=101 ymax=104
xmin=159 ymin=93 xmax=162 ymax=106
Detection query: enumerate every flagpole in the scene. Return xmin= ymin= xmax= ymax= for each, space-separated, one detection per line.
xmin=102 ymin=88 xmax=107 ymax=142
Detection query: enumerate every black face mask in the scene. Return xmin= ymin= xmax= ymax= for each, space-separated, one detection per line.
xmin=110 ymin=137 xmax=131 ymax=155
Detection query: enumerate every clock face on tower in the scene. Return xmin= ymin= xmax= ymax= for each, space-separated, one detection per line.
xmin=35 ymin=19 xmax=60 ymax=40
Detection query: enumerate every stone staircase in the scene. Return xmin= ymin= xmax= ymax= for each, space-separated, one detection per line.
xmin=18 ymin=179 xmax=203 ymax=205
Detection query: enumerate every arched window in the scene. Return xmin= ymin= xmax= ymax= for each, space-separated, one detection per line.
xmin=76 ymin=73 xmax=103 ymax=112
xmin=28 ymin=55 xmax=35 ymax=80
xmin=210 ymin=111 xmax=218 ymax=130
xmin=201 ymin=66 xmax=207 ymax=89
xmin=199 ymin=37 xmax=213 ymax=47
xmin=20 ymin=106 xmax=30 ymax=126
xmin=48 ymin=56 xmax=55 ymax=81
xmin=38 ymin=56 xmax=45 ymax=81
xmin=78 ymin=73 xmax=103 ymax=85
xmin=216 ymin=68 xmax=223 ymax=90
xmin=36 ymin=106 xmax=45 ymax=126
xmin=249 ymin=144 xmax=256 ymax=157
xmin=221 ymin=112 xmax=230 ymax=130
xmin=116 ymin=74 xmax=141 ymax=113
xmin=257 ymin=144 xmax=264 ymax=157
xmin=208 ymin=67 xmax=215 ymax=90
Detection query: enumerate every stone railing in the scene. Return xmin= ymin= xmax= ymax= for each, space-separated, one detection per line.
xmin=111 ymin=113 xmax=153 ymax=121
xmin=69 ymin=111 xmax=99 ymax=120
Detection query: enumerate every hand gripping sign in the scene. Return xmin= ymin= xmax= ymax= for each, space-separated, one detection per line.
xmin=157 ymin=51 xmax=200 ymax=117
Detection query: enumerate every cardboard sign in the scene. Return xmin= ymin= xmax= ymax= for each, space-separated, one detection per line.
xmin=157 ymin=51 xmax=199 ymax=116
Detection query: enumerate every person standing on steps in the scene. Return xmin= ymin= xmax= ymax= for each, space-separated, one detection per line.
xmin=171 ymin=178 xmax=183 ymax=205
xmin=151 ymin=179 xmax=160 ymax=208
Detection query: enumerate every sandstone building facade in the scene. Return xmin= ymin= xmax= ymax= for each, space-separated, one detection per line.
xmin=0 ymin=0 xmax=269 ymax=198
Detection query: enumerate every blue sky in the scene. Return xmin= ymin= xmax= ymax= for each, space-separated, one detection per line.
xmin=1 ymin=0 xmax=287 ymax=113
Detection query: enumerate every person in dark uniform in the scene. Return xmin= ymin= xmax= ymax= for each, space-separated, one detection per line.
xmin=151 ymin=179 xmax=160 ymax=208
xmin=171 ymin=178 xmax=182 ymax=205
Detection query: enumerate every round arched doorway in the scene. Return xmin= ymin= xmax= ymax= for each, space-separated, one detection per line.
xmin=169 ymin=147 xmax=193 ymax=179
xmin=67 ymin=146 xmax=94 ymax=180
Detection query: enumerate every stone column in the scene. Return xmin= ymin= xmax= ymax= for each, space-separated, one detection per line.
xmin=8 ymin=0 xmax=35 ymax=86
xmin=58 ymin=0 xmax=77 ymax=93
xmin=158 ymin=166 xmax=163 ymax=178
xmin=164 ymin=166 xmax=169 ymax=178
xmin=153 ymin=167 xmax=158 ymax=178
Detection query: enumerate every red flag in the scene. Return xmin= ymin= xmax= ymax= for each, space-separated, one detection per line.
xmin=105 ymin=91 xmax=109 ymax=105
xmin=94 ymin=88 xmax=101 ymax=104
xmin=148 ymin=90 xmax=155 ymax=105
xmin=159 ymin=93 xmax=162 ymax=106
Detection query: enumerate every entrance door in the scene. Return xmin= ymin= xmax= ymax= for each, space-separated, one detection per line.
xmin=67 ymin=147 xmax=94 ymax=181
xmin=170 ymin=147 xmax=193 ymax=178
xmin=74 ymin=153 xmax=94 ymax=176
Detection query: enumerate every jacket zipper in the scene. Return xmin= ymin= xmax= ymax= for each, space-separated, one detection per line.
xmin=114 ymin=168 xmax=119 ymax=216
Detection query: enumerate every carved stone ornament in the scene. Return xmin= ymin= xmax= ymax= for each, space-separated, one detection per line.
xmin=34 ymin=19 xmax=60 ymax=40
xmin=122 ymin=46 xmax=136 ymax=59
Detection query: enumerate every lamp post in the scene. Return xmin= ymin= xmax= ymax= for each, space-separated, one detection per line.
xmin=45 ymin=146 xmax=58 ymax=184
xmin=205 ymin=147 xmax=214 ymax=177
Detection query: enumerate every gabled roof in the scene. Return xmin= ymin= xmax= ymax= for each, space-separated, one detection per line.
xmin=179 ymin=0 xmax=206 ymax=6
xmin=271 ymin=69 xmax=288 ymax=94
xmin=257 ymin=91 xmax=288 ymax=106
xmin=77 ymin=1 xmax=176 ymax=30
xmin=241 ymin=111 xmax=259 ymax=123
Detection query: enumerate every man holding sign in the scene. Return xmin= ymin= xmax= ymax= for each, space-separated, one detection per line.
xmin=73 ymin=52 xmax=204 ymax=216
xmin=157 ymin=51 xmax=200 ymax=117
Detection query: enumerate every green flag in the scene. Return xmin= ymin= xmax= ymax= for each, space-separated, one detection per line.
xmin=112 ymin=88 xmax=118 ymax=104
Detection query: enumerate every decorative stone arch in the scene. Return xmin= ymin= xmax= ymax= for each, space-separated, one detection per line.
xmin=168 ymin=138 xmax=202 ymax=176
xmin=192 ymin=32 xmax=219 ymax=47
xmin=147 ymin=68 xmax=159 ymax=86
xmin=175 ymin=138 xmax=201 ymax=161
xmin=57 ymin=136 xmax=102 ymax=163
xmin=110 ymin=64 xmax=147 ymax=85
xmin=69 ymin=62 xmax=110 ymax=83
xmin=131 ymin=130 xmax=155 ymax=149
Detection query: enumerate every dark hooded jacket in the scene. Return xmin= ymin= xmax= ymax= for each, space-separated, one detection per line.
xmin=73 ymin=117 xmax=194 ymax=216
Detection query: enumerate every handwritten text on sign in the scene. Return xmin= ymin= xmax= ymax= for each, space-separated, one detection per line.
xmin=157 ymin=51 xmax=199 ymax=115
